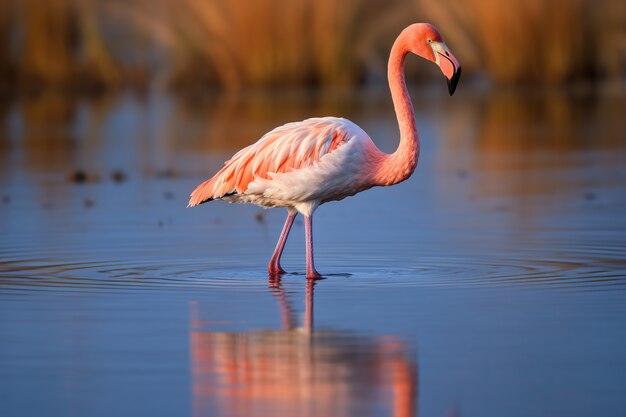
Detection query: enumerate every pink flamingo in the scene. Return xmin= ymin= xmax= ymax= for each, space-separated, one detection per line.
xmin=188 ymin=23 xmax=461 ymax=279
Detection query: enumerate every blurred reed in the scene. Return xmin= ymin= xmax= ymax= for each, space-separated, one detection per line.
xmin=131 ymin=0 xmax=412 ymax=89
xmin=1 ymin=0 xmax=143 ymax=92
xmin=419 ymin=0 xmax=626 ymax=85
xmin=0 ymin=0 xmax=16 ymax=84
xmin=0 ymin=0 xmax=624 ymax=91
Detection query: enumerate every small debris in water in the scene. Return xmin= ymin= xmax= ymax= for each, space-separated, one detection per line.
xmin=164 ymin=191 xmax=175 ymax=200
xmin=111 ymin=170 xmax=127 ymax=183
xmin=255 ymin=211 xmax=266 ymax=223
xmin=70 ymin=170 xmax=88 ymax=183
xmin=2 ymin=195 xmax=9 ymax=204
xmin=158 ymin=220 xmax=164 ymax=227
xmin=68 ymin=170 xmax=100 ymax=184
xmin=42 ymin=202 xmax=53 ymax=210
xmin=83 ymin=198 xmax=95 ymax=208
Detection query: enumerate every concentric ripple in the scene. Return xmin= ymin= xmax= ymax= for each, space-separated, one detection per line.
xmin=1 ymin=238 xmax=625 ymax=295
xmin=0 ymin=257 xmax=271 ymax=295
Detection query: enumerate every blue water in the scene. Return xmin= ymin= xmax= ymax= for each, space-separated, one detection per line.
xmin=1 ymin=89 xmax=626 ymax=417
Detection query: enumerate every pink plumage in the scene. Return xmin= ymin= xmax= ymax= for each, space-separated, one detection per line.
xmin=188 ymin=117 xmax=353 ymax=207
xmin=188 ymin=23 xmax=461 ymax=279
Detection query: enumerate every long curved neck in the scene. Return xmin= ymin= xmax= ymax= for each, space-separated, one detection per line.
xmin=374 ymin=34 xmax=419 ymax=186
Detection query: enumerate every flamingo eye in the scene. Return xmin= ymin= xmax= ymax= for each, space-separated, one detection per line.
xmin=427 ymin=39 xmax=432 ymax=43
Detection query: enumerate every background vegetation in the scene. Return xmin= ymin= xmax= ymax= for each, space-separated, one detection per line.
xmin=0 ymin=0 xmax=624 ymax=92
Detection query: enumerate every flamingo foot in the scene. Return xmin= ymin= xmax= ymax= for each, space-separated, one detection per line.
xmin=268 ymin=262 xmax=286 ymax=276
xmin=306 ymin=269 xmax=321 ymax=280
xmin=267 ymin=211 xmax=296 ymax=277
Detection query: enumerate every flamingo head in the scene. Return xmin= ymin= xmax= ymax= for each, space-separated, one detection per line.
xmin=405 ymin=23 xmax=462 ymax=95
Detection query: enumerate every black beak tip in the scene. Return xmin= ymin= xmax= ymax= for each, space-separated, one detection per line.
xmin=447 ymin=67 xmax=462 ymax=96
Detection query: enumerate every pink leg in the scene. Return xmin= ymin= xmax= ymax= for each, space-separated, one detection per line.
xmin=305 ymin=215 xmax=321 ymax=279
xmin=268 ymin=211 xmax=297 ymax=275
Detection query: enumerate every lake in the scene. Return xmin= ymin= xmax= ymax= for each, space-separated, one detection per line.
xmin=1 ymin=86 xmax=626 ymax=417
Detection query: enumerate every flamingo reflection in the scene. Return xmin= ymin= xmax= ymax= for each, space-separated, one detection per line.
xmin=190 ymin=277 xmax=418 ymax=417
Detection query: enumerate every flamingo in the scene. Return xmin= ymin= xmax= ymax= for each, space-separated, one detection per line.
xmin=188 ymin=23 xmax=461 ymax=279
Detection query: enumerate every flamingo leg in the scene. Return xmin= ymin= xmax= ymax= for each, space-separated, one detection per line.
xmin=268 ymin=211 xmax=297 ymax=275
xmin=305 ymin=215 xmax=321 ymax=279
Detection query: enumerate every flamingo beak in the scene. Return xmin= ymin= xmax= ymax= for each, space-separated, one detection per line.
xmin=431 ymin=42 xmax=461 ymax=95
xmin=447 ymin=66 xmax=461 ymax=96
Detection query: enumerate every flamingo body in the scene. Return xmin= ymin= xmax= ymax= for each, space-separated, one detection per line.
xmin=188 ymin=23 xmax=461 ymax=278
xmin=188 ymin=117 xmax=379 ymax=216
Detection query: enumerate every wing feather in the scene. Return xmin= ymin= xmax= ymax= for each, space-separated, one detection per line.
xmin=188 ymin=117 xmax=355 ymax=207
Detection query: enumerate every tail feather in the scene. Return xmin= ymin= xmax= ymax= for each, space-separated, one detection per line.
xmin=188 ymin=178 xmax=218 ymax=207
xmin=188 ymin=162 xmax=241 ymax=207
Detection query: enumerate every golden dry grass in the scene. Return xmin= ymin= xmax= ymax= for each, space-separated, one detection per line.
xmin=418 ymin=0 xmax=626 ymax=84
xmin=3 ymin=0 xmax=126 ymax=90
xmin=130 ymin=0 xmax=412 ymax=89
xmin=1 ymin=0 xmax=624 ymax=90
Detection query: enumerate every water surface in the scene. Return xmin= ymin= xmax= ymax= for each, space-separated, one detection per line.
xmin=1 ymin=88 xmax=626 ymax=417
